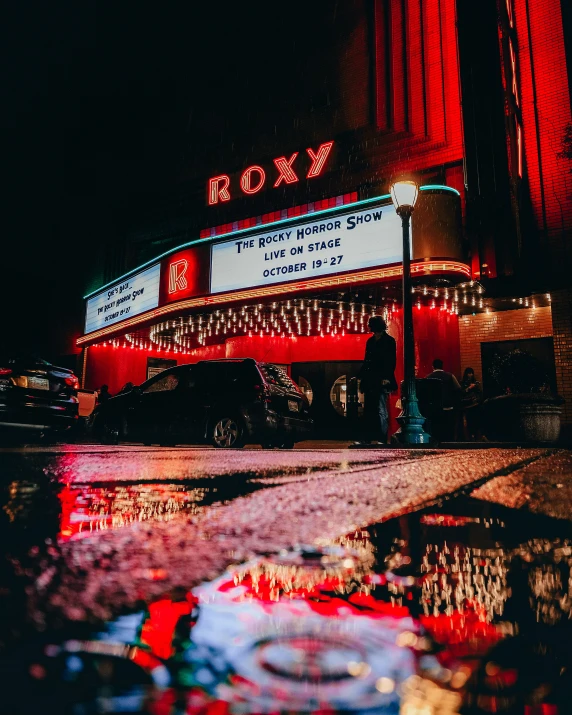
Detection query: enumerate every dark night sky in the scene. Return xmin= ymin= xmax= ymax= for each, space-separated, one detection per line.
xmin=1 ymin=1 xmax=335 ymax=360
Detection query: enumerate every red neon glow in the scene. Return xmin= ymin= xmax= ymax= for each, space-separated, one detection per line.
xmin=206 ymin=142 xmax=334 ymax=205
xmin=208 ymin=175 xmax=231 ymax=205
xmin=140 ymin=598 xmax=194 ymax=660
xmin=200 ymin=192 xmax=357 ymax=239
xmin=273 ymin=152 xmax=299 ymax=187
xmin=509 ymin=39 xmax=519 ymax=106
xmin=516 ymin=119 xmax=523 ymax=177
xmin=506 ymin=0 xmax=514 ymax=27
xmin=160 ymin=246 xmax=210 ymax=306
xmin=77 ymin=261 xmax=470 ymax=345
xmin=240 ymin=165 xmax=266 ymax=194
xmin=168 ymin=259 xmax=188 ymax=294
xmin=515 ymin=0 xmax=572 ymax=238
xmin=306 ymin=141 xmax=334 ymax=178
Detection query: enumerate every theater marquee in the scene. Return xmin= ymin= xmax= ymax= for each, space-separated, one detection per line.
xmin=210 ymin=204 xmax=406 ymax=293
xmin=84 ymin=264 xmax=161 ymax=334
xmin=79 ymin=187 xmax=466 ymax=345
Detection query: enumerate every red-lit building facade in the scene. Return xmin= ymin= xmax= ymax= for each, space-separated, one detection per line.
xmin=78 ymin=0 xmax=572 ymax=438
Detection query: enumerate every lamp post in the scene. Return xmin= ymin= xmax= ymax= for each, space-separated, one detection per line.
xmin=390 ymin=180 xmax=431 ymax=445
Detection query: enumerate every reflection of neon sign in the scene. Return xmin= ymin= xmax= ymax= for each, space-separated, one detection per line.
xmin=509 ymin=39 xmax=519 ymax=107
xmin=506 ymin=0 xmax=513 ymax=27
xmin=168 ymin=259 xmax=189 ymax=294
xmin=207 ymin=141 xmax=334 ymax=204
xmin=502 ymin=0 xmax=523 ymax=181
xmin=516 ymin=119 xmax=523 ymax=177
xmin=58 ymin=483 xmax=206 ymax=541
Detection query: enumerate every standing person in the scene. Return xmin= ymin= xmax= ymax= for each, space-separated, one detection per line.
xmin=460 ymin=367 xmax=483 ymax=440
xmin=357 ymin=316 xmax=397 ymax=444
xmin=97 ymin=384 xmax=113 ymax=404
xmin=426 ymin=359 xmax=461 ymax=441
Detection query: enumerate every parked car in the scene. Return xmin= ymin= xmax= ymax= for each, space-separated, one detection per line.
xmin=91 ymin=358 xmax=313 ymax=448
xmin=0 ymin=355 xmax=79 ymax=438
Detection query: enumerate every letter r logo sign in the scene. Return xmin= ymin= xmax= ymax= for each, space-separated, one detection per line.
xmin=169 ymin=259 xmax=188 ymax=293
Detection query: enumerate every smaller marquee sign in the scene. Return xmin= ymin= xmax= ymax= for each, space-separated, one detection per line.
xmin=84 ymin=264 xmax=161 ymax=334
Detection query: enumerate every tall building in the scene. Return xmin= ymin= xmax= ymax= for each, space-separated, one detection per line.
xmin=79 ymin=0 xmax=572 ymax=438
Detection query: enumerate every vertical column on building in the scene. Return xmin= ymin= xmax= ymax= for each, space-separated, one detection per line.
xmin=81 ymin=347 xmax=88 ymax=390
xmin=515 ymin=0 xmax=572 ymax=273
xmin=551 ymin=289 xmax=572 ymax=434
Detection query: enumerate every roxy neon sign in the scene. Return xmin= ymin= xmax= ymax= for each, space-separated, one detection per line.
xmin=207 ymin=141 xmax=334 ymax=205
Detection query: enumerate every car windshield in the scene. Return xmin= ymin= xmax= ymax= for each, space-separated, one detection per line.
xmin=197 ymin=361 xmax=260 ymax=386
xmin=259 ymin=364 xmax=299 ymax=391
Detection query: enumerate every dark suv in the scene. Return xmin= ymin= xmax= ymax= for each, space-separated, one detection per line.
xmin=91 ymin=358 xmax=312 ymax=448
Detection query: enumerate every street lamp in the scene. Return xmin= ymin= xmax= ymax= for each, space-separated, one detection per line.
xmin=390 ymin=180 xmax=431 ymax=445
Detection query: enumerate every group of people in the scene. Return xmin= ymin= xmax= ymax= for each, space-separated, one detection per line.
xmin=96 ymin=318 xmax=483 ymax=446
xmin=96 ymin=382 xmax=134 ymax=404
xmin=425 ymin=360 xmax=483 ymax=442
xmin=359 ymin=316 xmax=483 ymax=445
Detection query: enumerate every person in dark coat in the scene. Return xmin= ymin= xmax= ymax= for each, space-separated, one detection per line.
xmin=425 ymin=359 xmax=461 ymax=441
xmin=357 ymin=316 xmax=397 ymax=444
xmin=97 ymin=384 xmax=113 ymax=404
xmin=460 ymin=367 xmax=483 ymax=440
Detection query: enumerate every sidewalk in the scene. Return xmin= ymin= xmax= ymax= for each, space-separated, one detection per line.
xmin=472 ymin=449 xmax=572 ymax=521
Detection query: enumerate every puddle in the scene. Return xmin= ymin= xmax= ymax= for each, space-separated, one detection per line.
xmin=57 ymin=478 xmax=272 ymax=541
xmin=3 ymin=493 xmax=571 ymax=713
xmin=1 ymin=475 xmax=268 ymax=542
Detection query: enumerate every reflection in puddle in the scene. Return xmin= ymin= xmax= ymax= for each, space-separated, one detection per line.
xmin=182 ymin=549 xmax=423 ymax=713
xmin=230 ymin=538 xmax=375 ymax=599
xmin=4 ymin=494 xmax=572 ymax=713
xmin=58 ymin=484 xmax=208 ymax=540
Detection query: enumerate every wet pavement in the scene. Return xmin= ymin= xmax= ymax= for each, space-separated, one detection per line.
xmin=1 ymin=445 xmax=571 ymax=713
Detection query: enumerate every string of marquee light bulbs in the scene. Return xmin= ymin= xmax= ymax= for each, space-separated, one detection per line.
xmin=411 ymin=280 xmax=485 ymax=311
xmin=145 ymin=298 xmax=395 ymax=352
xmin=92 ymin=284 xmax=481 ymax=353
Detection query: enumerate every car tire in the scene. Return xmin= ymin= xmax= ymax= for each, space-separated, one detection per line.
xmin=210 ymin=415 xmax=245 ymax=448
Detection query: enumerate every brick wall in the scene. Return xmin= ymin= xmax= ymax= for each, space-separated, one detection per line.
xmin=458 ymin=307 xmax=553 ymax=384
xmin=515 ymin=0 xmax=572 ymax=271
xmin=551 ymin=288 xmax=572 ymax=427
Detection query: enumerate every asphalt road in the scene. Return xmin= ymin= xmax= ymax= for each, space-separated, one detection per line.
xmin=1 ymin=443 xmax=568 ymax=622
xmin=2 ymin=443 xmax=572 ymax=714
